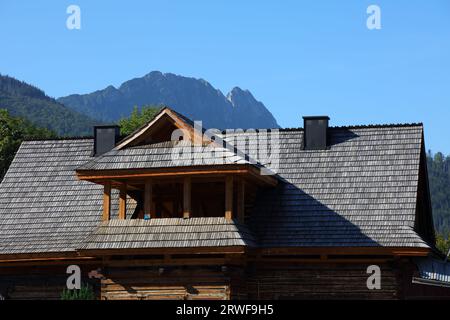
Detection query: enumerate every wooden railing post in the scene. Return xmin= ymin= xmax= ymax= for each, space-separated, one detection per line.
xmin=119 ymin=183 xmax=127 ymax=219
xmin=103 ymin=182 xmax=111 ymax=221
xmin=183 ymin=176 xmax=191 ymax=219
xmin=237 ymin=178 xmax=245 ymax=223
xmin=144 ymin=179 xmax=153 ymax=218
xmin=225 ymin=176 xmax=234 ymax=220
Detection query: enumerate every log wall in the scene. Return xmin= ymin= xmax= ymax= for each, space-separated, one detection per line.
xmin=1 ymin=259 xmax=449 ymax=300
xmin=100 ymin=266 xmax=231 ymax=300
xmin=246 ymin=262 xmax=400 ymax=300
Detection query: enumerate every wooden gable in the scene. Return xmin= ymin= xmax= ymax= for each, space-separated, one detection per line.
xmin=115 ymin=107 xmax=204 ymax=149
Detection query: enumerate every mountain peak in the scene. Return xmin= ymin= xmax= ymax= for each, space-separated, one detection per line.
xmin=144 ymin=71 xmax=164 ymax=78
xmin=229 ymin=86 xmax=250 ymax=95
xmin=227 ymin=86 xmax=258 ymax=106
xmin=58 ymin=71 xmax=280 ymax=129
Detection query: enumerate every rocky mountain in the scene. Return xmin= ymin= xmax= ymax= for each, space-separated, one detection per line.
xmin=0 ymin=75 xmax=99 ymax=136
xmin=58 ymin=71 xmax=279 ymax=129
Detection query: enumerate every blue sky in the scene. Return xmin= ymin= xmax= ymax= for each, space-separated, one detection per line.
xmin=1 ymin=1 xmax=449 ymax=152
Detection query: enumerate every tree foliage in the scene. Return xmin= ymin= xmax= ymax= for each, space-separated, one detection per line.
xmin=427 ymin=151 xmax=450 ymax=236
xmin=427 ymin=151 xmax=450 ymax=254
xmin=118 ymin=105 xmax=161 ymax=136
xmin=0 ymin=109 xmax=55 ymax=180
xmin=436 ymin=232 xmax=450 ymax=256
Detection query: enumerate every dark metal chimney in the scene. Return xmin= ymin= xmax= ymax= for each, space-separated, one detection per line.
xmin=303 ymin=116 xmax=330 ymax=150
xmin=93 ymin=125 xmax=120 ymax=157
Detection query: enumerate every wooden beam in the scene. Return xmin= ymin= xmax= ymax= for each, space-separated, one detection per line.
xmin=77 ymin=164 xmax=279 ymax=188
xmin=258 ymin=247 xmax=430 ymax=257
xmin=0 ymin=258 xmax=100 ymax=267
xmin=119 ymin=183 xmax=127 ymax=219
xmin=144 ymin=179 xmax=153 ymax=218
xmin=106 ymin=258 xmax=228 ymax=268
xmin=103 ymin=182 xmax=111 ymax=221
xmin=225 ymin=176 xmax=234 ymax=220
xmin=77 ymin=166 xmax=250 ymax=180
xmin=183 ymin=176 xmax=191 ymax=218
xmin=237 ymin=179 xmax=245 ymax=223
xmin=0 ymin=251 xmax=93 ymax=261
xmin=77 ymin=246 xmax=247 ymax=257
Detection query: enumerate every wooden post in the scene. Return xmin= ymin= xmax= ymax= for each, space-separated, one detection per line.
xmin=237 ymin=179 xmax=245 ymax=223
xmin=144 ymin=179 xmax=153 ymax=218
xmin=225 ymin=176 xmax=234 ymax=220
xmin=119 ymin=183 xmax=127 ymax=219
xmin=103 ymin=182 xmax=111 ymax=221
xmin=183 ymin=177 xmax=191 ymax=219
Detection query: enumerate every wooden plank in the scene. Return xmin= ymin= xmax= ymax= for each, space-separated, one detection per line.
xmin=77 ymin=165 xmax=250 ymax=179
xmin=144 ymin=179 xmax=153 ymax=217
xmin=237 ymin=179 xmax=245 ymax=223
xmin=246 ymin=263 xmax=401 ymax=300
xmin=106 ymin=258 xmax=227 ymax=268
xmin=183 ymin=177 xmax=191 ymax=218
xmin=78 ymin=246 xmax=246 ymax=257
xmin=103 ymin=182 xmax=111 ymax=221
xmin=0 ymin=252 xmax=95 ymax=261
xmin=119 ymin=183 xmax=127 ymax=219
xmin=225 ymin=176 xmax=234 ymax=220
xmin=258 ymin=246 xmax=430 ymax=256
xmin=77 ymin=164 xmax=278 ymax=188
xmin=0 ymin=258 xmax=99 ymax=267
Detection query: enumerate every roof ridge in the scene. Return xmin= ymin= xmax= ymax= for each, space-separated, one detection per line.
xmin=22 ymin=123 xmax=424 ymax=141
xmin=330 ymin=123 xmax=424 ymax=130
xmin=279 ymin=122 xmax=423 ymax=132
xmin=23 ymin=136 xmax=94 ymax=141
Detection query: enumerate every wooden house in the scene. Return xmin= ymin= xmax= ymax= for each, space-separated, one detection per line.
xmin=0 ymin=107 xmax=449 ymax=300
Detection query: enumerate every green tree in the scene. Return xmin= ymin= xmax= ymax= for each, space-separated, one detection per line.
xmin=427 ymin=151 xmax=450 ymax=236
xmin=0 ymin=109 xmax=55 ymax=180
xmin=427 ymin=150 xmax=450 ymax=252
xmin=436 ymin=232 xmax=450 ymax=256
xmin=118 ymin=105 xmax=161 ymax=136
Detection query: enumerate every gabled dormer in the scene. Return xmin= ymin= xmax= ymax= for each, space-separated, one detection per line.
xmin=76 ymin=107 xmax=278 ymax=225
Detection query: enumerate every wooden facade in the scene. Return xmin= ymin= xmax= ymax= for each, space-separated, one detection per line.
xmin=1 ymin=256 xmax=449 ymax=300
xmin=1 ymin=108 xmax=450 ymax=300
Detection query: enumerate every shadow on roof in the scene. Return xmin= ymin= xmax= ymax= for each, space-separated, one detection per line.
xmin=328 ymin=128 xmax=360 ymax=148
xmin=248 ymin=181 xmax=381 ymax=247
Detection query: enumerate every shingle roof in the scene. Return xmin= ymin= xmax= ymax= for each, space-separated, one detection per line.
xmin=0 ymin=140 xmax=136 ymax=255
xmin=79 ymin=217 xmax=256 ymax=250
xmin=77 ymin=140 xmax=251 ymax=171
xmin=221 ymin=125 xmax=429 ymax=248
xmin=0 ymin=123 xmax=431 ymax=255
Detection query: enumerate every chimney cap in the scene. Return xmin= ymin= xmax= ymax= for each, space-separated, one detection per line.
xmin=303 ymin=116 xmax=330 ymax=121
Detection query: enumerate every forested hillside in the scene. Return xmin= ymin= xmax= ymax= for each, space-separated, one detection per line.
xmin=0 ymin=75 xmax=99 ymax=136
xmin=427 ymin=151 xmax=450 ymax=237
